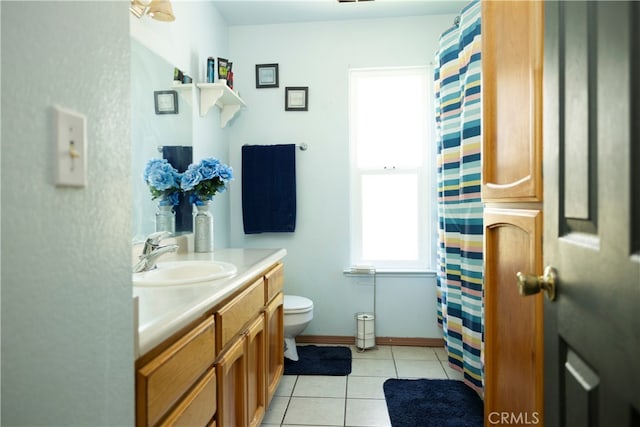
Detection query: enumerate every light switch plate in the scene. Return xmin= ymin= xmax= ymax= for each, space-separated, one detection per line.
xmin=54 ymin=105 xmax=87 ymax=187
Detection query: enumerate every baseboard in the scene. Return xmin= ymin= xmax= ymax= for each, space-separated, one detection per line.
xmin=297 ymin=335 xmax=444 ymax=348
xmin=296 ymin=335 xmax=354 ymax=345
xmin=376 ymin=337 xmax=445 ymax=347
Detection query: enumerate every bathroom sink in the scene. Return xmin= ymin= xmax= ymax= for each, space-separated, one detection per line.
xmin=133 ymin=260 xmax=237 ymax=287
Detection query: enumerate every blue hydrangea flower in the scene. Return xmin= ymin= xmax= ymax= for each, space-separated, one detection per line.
xmin=216 ymin=164 xmax=233 ymax=183
xmin=181 ymin=157 xmax=233 ymax=204
xmin=143 ymin=158 xmax=181 ymax=205
xmin=198 ymin=158 xmax=221 ymax=180
xmin=180 ymin=163 xmax=203 ymax=191
xmin=162 ymin=191 xmax=180 ymax=207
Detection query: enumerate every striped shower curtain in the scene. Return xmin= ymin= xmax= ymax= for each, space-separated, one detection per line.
xmin=434 ymin=0 xmax=483 ymax=396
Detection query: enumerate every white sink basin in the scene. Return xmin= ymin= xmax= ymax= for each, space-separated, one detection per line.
xmin=133 ymin=260 xmax=237 ymax=287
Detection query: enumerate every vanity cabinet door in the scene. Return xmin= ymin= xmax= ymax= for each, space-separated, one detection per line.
xmin=483 ymin=208 xmax=544 ymax=424
xmin=158 ymin=368 xmax=216 ymax=427
xmin=482 ymin=0 xmax=543 ymax=202
xmin=246 ymin=314 xmax=266 ymax=427
xmin=136 ymin=316 xmax=216 ymax=427
xmin=216 ymin=336 xmax=247 ymax=427
xmin=265 ymin=293 xmax=284 ymax=405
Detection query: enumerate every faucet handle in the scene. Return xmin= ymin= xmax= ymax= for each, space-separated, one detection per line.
xmin=146 ymin=231 xmax=171 ymax=245
xmin=142 ymin=231 xmax=171 ymax=256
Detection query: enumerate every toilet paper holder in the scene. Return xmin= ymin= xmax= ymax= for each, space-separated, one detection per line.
xmin=355 ymin=312 xmax=376 ymax=351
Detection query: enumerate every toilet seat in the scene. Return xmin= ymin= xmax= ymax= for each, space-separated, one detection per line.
xmin=284 ymin=295 xmax=313 ymax=314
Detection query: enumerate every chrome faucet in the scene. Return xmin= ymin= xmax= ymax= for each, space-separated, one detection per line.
xmin=133 ymin=231 xmax=179 ymax=273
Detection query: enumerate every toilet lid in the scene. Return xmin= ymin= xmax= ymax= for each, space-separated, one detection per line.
xmin=284 ymin=295 xmax=313 ymax=314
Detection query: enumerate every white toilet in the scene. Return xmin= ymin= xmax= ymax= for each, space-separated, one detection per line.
xmin=283 ymin=295 xmax=314 ymax=361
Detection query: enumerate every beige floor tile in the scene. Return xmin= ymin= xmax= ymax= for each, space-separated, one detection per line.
xmin=350 ymin=345 xmax=393 ymax=359
xmin=261 ymin=345 xmax=455 ymax=426
xmin=347 ymin=376 xmax=388 ymax=399
xmin=395 ymin=359 xmax=448 ymax=379
xmin=434 ymin=346 xmax=448 ymax=361
xmin=261 ymin=395 xmax=289 ymax=425
xmin=275 ymin=375 xmax=297 ymax=397
xmin=293 ymin=375 xmax=347 ymax=398
xmin=442 ymin=361 xmax=466 ymax=380
xmin=391 ymin=346 xmax=438 ymax=360
xmin=283 ymin=397 xmax=345 ymax=426
xmin=345 ymin=398 xmax=391 ymax=427
xmin=350 ymin=358 xmax=397 ymax=377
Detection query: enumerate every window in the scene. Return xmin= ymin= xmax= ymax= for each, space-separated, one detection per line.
xmin=349 ymin=67 xmax=434 ymax=270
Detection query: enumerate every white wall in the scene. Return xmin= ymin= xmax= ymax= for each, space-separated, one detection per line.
xmin=1 ymin=2 xmax=133 ymax=424
xmin=131 ymin=2 xmax=232 ymax=247
xmin=228 ymin=16 xmax=455 ymax=339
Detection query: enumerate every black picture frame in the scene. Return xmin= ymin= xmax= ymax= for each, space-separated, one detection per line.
xmin=285 ymin=86 xmax=308 ymax=111
xmin=154 ymin=90 xmax=178 ymax=114
xmin=255 ymin=63 xmax=279 ymax=88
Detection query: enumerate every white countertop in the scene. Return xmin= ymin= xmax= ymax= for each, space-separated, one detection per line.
xmin=133 ymin=247 xmax=287 ymax=357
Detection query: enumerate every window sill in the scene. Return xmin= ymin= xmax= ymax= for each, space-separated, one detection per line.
xmin=342 ymin=268 xmax=436 ymax=278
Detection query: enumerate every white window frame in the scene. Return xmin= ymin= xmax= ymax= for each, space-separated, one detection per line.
xmin=348 ymin=66 xmax=435 ymax=271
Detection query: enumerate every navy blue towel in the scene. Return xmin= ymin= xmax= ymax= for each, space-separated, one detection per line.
xmin=162 ymin=146 xmax=193 ymax=232
xmin=242 ymin=144 xmax=296 ymax=234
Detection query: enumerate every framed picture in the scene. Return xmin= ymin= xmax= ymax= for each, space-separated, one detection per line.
xmin=154 ymin=90 xmax=178 ymax=114
xmin=285 ymin=87 xmax=308 ymax=111
xmin=255 ymin=63 xmax=279 ymax=88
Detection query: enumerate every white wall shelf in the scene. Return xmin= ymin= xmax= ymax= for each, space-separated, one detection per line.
xmin=171 ymin=82 xmax=194 ymax=107
xmin=196 ymin=82 xmax=246 ymax=128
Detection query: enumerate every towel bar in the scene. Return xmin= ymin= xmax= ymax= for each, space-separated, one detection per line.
xmin=242 ymin=143 xmax=308 ymax=151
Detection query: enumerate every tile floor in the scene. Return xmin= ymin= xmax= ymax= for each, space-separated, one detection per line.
xmin=261 ymin=345 xmax=465 ymax=427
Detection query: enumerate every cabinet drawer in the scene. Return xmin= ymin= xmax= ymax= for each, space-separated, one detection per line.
xmin=159 ymin=368 xmax=216 ymax=427
xmin=137 ymin=317 xmax=216 ymax=427
xmin=264 ymin=263 xmax=284 ymax=303
xmin=215 ymin=278 xmax=265 ymax=351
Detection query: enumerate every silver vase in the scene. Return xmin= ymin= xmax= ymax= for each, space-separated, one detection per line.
xmin=193 ymin=202 xmax=213 ymax=252
xmin=155 ymin=203 xmax=175 ymax=234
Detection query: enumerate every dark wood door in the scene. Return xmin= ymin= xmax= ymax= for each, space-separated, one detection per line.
xmin=543 ymin=2 xmax=640 ymax=426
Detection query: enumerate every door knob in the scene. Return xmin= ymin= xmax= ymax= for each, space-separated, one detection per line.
xmin=516 ymin=266 xmax=557 ymax=301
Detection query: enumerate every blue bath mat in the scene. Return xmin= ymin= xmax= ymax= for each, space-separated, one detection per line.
xmin=383 ymin=379 xmax=483 ymax=427
xmin=284 ymin=345 xmax=352 ymax=376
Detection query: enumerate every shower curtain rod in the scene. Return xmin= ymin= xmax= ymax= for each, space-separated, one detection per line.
xmin=156 ymin=145 xmax=190 ymax=152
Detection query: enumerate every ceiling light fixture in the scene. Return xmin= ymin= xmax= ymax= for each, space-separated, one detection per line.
xmin=130 ymin=0 xmax=175 ymax=22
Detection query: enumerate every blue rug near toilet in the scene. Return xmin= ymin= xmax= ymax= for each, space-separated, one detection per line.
xmin=383 ymin=379 xmax=483 ymax=427
xmin=284 ymin=345 xmax=352 ymax=376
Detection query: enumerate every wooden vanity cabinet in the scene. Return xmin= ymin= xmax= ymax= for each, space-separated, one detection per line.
xmin=215 ymin=277 xmax=264 ymax=427
xmin=265 ymin=293 xmax=284 ymax=404
xmin=482 ymin=1 xmax=544 ymax=423
xmin=215 ymin=278 xmax=265 ymax=352
xmin=264 ymin=263 xmax=284 ymax=405
xmin=245 ymin=314 xmax=266 ymax=427
xmin=159 ymin=368 xmax=217 ymax=427
xmin=216 ymin=263 xmax=284 ymax=427
xmin=136 ymin=316 xmax=216 ymax=427
xmin=216 ymin=334 xmax=247 ymax=427
xmin=135 ymin=262 xmax=285 ymax=427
